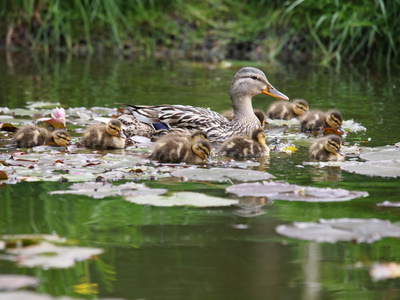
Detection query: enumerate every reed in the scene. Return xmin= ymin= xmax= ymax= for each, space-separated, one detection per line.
xmin=1 ymin=0 xmax=399 ymax=66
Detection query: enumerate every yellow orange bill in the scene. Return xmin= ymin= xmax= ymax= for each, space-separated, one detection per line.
xmin=262 ymin=85 xmax=289 ymax=101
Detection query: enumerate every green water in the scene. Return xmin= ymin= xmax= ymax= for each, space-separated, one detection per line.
xmin=1 ymin=54 xmax=400 ymax=300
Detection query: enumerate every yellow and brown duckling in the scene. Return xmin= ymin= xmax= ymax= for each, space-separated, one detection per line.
xmin=266 ymin=99 xmax=309 ymax=120
xmin=218 ymin=128 xmax=270 ymax=158
xmin=309 ymin=134 xmax=345 ymax=161
xmin=299 ymin=109 xmax=344 ymax=133
xmin=14 ymin=125 xmax=71 ymax=148
xmin=149 ymin=130 xmax=212 ymax=164
xmin=82 ymin=119 xmax=126 ymax=149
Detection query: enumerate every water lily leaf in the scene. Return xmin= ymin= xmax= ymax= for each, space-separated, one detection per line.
xmin=266 ymin=118 xmax=300 ymax=127
xmin=36 ymin=117 xmax=66 ymax=129
xmin=276 ymin=218 xmax=400 ymax=243
xmin=125 ymin=192 xmax=239 ymax=207
xmin=0 ymin=123 xmax=18 ymax=132
xmin=0 ymin=234 xmax=103 ymax=268
xmin=370 ymin=262 xmax=400 ymax=281
xmin=171 ymin=168 xmax=275 ymax=182
xmin=26 ymin=101 xmax=61 ymax=109
xmin=323 ymin=127 xmax=343 ymax=135
xmin=376 ymin=201 xmax=400 ymax=207
xmin=342 ymin=119 xmax=367 ymax=132
xmin=360 ymin=148 xmax=400 ymax=161
xmin=0 ymin=171 xmax=8 ymax=180
xmin=49 ymin=182 xmax=167 ymax=199
xmin=226 ymin=181 xmax=368 ymax=202
xmin=341 ymin=161 xmax=400 ymax=178
xmin=0 ymin=275 xmax=39 ymax=291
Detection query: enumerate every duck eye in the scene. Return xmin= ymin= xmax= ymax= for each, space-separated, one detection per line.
xmin=251 ymin=76 xmax=258 ymax=80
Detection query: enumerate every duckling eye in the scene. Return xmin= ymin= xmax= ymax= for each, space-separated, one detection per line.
xmin=251 ymin=75 xmax=258 ymax=80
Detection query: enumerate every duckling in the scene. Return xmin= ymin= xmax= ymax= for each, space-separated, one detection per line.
xmin=309 ymin=134 xmax=345 ymax=161
xmin=266 ymin=99 xmax=309 ymax=120
xmin=149 ymin=130 xmax=212 ymax=164
xmin=14 ymin=125 xmax=71 ymax=148
xmin=299 ymin=110 xmax=344 ymax=133
xmin=82 ymin=119 xmax=126 ymax=149
xmin=218 ymin=129 xmax=270 ymax=158
xmin=222 ymin=109 xmax=266 ymax=127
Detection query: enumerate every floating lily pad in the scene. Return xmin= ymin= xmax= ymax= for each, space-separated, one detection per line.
xmin=226 ymin=181 xmax=368 ymax=202
xmin=360 ymin=148 xmax=400 ymax=161
xmin=171 ymin=168 xmax=275 ymax=182
xmin=50 ymin=182 xmax=167 ymax=199
xmin=376 ymin=201 xmax=400 ymax=207
xmin=276 ymin=218 xmax=400 ymax=243
xmin=342 ymin=119 xmax=367 ymax=132
xmin=0 ymin=234 xmax=103 ymax=269
xmin=0 ymin=275 xmax=39 ymax=291
xmin=341 ymin=161 xmax=400 ymax=178
xmin=370 ymin=262 xmax=400 ymax=281
xmin=125 ymin=192 xmax=239 ymax=207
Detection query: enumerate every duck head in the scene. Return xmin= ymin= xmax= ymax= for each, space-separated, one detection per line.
xmin=107 ymin=119 xmax=126 ymax=138
xmin=325 ymin=134 xmax=345 ymax=156
xmin=53 ymin=129 xmax=71 ymax=147
xmin=326 ymin=110 xmax=344 ymax=133
xmin=192 ymin=139 xmax=212 ymax=163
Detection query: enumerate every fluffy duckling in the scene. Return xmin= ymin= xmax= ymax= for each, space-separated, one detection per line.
xmin=266 ymin=99 xmax=309 ymax=120
xmin=218 ymin=129 xmax=270 ymax=158
xmin=222 ymin=109 xmax=266 ymax=127
xmin=309 ymin=134 xmax=345 ymax=161
xmin=82 ymin=119 xmax=126 ymax=149
xmin=14 ymin=125 xmax=71 ymax=148
xmin=149 ymin=130 xmax=212 ymax=164
xmin=299 ymin=110 xmax=344 ymax=133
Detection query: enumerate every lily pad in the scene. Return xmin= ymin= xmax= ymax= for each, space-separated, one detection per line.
xmin=341 ymin=161 xmax=400 ymax=178
xmin=0 ymin=275 xmax=39 ymax=291
xmin=125 ymin=191 xmax=239 ymax=207
xmin=0 ymin=234 xmax=103 ymax=269
xmin=50 ymin=182 xmax=167 ymax=199
xmin=376 ymin=201 xmax=400 ymax=207
xmin=0 ymin=291 xmax=88 ymax=300
xmin=360 ymin=148 xmax=400 ymax=161
xmin=226 ymin=181 xmax=368 ymax=202
xmin=276 ymin=218 xmax=400 ymax=243
xmin=171 ymin=168 xmax=275 ymax=182
xmin=370 ymin=262 xmax=400 ymax=281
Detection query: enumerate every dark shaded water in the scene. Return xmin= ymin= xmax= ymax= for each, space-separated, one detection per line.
xmin=1 ymin=53 xmax=400 ymax=300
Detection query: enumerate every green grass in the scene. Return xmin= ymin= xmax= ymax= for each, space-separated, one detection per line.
xmin=1 ymin=0 xmax=399 ymax=66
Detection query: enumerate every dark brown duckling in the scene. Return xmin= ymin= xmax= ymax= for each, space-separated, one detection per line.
xmin=14 ymin=125 xmax=71 ymax=148
xmin=309 ymin=134 xmax=345 ymax=161
xmin=299 ymin=109 xmax=344 ymax=133
xmin=149 ymin=130 xmax=212 ymax=164
xmin=82 ymin=119 xmax=126 ymax=149
xmin=266 ymin=99 xmax=309 ymax=120
xmin=218 ymin=129 xmax=270 ymax=158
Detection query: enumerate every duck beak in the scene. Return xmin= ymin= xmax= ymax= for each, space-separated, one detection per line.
xmin=337 ymin=149 xmax=345 ymax=156
xmin=262 ymin=84 xmax=289 ymax=101
xmin=338 ymin=126 xmax=345 ymax=133
xmin=206 ymin=156 xmax=212 ymax=163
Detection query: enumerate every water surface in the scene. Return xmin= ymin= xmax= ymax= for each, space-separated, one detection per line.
xmin=1 ymin=53 xmax=400 ymax=300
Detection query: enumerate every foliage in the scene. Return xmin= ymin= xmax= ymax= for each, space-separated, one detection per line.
xmin=1 ymin=0 xmax=399 ymax=65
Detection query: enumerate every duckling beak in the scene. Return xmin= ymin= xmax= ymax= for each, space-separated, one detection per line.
xmin=338 ymin=126 xmax=345 ymax=134
xmin=119 ymin=131 xmax=127 ymax=139
xmin=337 ymin=149 xmax=345 ymax=156
xmin=206 ymin=156 xmax=213 ymax=163
xmin=262 ymin=84 xmax=289 ymax=101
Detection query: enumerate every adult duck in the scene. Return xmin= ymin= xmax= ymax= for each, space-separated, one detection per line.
xmin=124 ymin=67 xmax=289 ymax=142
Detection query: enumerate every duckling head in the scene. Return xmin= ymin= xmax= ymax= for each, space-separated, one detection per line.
xmin=192 ymin=140 xmax=212 ymax=163
xmin=190 ymin=130 xmax=209 ymax=141
xmin=107 ymin=119 xmax=126 ymax=138
xmin=251 ymin=129 xmax=267 ymax=146
xmin=230 ymin=67 xmax=289 ymax=102
xmin=325 ymin=135 xmax=345 ymax=156
xmin=325 ymin=110 xmax=344 ymax=132
xmin=53 ymin=129 xmax=71 ymax=147
xmin=254 ymin=110 xmax=266 ymax=127
xmin=292 ymin=99 xmax=309 ymax=116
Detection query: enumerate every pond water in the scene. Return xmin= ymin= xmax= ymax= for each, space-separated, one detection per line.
xmin=1 ymin=53 xmax=400 ymax=300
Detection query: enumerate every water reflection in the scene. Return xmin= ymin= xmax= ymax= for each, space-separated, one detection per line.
xmin=233 ymin=196 xmax=272 ymax=217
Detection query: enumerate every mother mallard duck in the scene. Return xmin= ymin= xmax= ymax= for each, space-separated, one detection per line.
xmin=124 ymin=67 xmax=289 ymax=142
